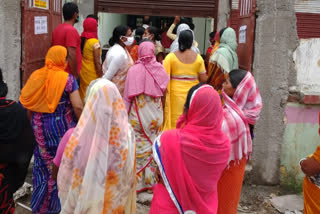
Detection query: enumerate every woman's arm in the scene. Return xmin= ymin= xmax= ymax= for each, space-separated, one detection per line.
xmin=167 ymin=17 xmax=180 ymax=41
xmin=301 ymin=156 xmax=320 ymax=177
xmin=104 ymin=53 xmax=126 ymax=80
xmin=93 ymin=43 xmax=103 ymax=78
xmin=69 ymin=90 xmax=83 ymax=120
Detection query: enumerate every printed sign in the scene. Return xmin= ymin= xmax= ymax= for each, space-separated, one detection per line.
xmin=34 ymin=0 xmax=48 ymax=9
xmin=34 ymin=16 xmax=48 ymax=35
xmin=239 ymin=25 xmax=247 ymax=44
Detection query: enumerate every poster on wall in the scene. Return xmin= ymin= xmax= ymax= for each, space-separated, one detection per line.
xmin=33 ymin=0 xmax=49 ymax=9
xmin=239 ymin=25 xmax=247 ymax=44
xmin=34 ymin=16 xmax=48 ymax=35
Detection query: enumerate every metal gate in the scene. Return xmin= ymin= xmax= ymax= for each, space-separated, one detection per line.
xmin=21 ymin=0 xmax=62 ymax=84
xmin=228 ymin=0 xmax=256 ymax=72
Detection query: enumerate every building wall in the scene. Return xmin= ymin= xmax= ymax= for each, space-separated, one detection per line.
xmin=193 ymin=17 xmax=214 ymax=55
xmin=251 ymin=0 xmax=299 ymax=185
xmin=294 ymin=38 xmax=320 ymax=95
xmin=98 ymin=13 xmax=128 ymax=47
xmin=0 ymin=0 xmax=22 ymax=100
xmin=280 ymin=102 xmax=320 ymax=191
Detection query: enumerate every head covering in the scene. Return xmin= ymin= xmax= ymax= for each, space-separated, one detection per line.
xmin=222 ymin=72 xmax=262 ymax=161
xmin=210 ymin=27 xmax=239 ymax=73
xmin=214 ymin=30 xmax=221 ymax=42
xmin=20 ymin=46 xmax=68 ymax=113
xmin=81 ymin=17 xmax=98 ymax=39
xmin=151 ymin=85 xmax=231 ymax=214
xmin=124 ymin=41 xmax=169 ymax=111
xmin=58 ymin=79 xmax=136 ymax=213
xmin=170 ymin=24 xmax=200 ymax=53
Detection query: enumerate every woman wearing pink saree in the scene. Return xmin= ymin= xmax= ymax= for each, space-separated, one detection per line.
xmin=124 ymin=41 xmax=169 ymax=193
xmin=150 ymin=84 xmax=231 ymax=214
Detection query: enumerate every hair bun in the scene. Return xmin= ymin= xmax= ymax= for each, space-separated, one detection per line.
xmin=109 ymin=37 xmax=115 ymax=46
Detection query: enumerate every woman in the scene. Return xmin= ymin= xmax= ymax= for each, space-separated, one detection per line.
xmin=169 ymin=23 xmax=199 ymax=54
xmin=218 ymin=69 xmax=262 ymax=214
xmin=208 ymin=27 xmax=237 ymax=93
xmin=124 ymin=41 xmax=169 ymax=193
xmin=20 ymin=46 xmax=83 ymax=214
xmin=79 ymin=17 xmax=103 ymax=100
xmin=142 ymin=26 xmax=165 ymax=63
xmin=102 ymin=25 xmax=134 ymax=96
xmin=130 ymin=26 xmax=145 ymax=62
xmin=0 ymin=68 xmax=35 ymax=214
xmin=57 ymin=79 xmax=136 ymax=214
xmin=163 ymin=30 xmax=207 ymax=131
xmin=300 ymin=115 xmax=320 ymax=214
xmin=150 ymin=84 xmax=231 ymax=214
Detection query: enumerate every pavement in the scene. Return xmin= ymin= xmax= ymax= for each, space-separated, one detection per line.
xmin=15 ymin=183 xmax=304 ymax=214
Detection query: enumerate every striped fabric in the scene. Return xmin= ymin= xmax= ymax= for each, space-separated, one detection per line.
xmin=31 ymin=74 xmax=78 ymax=214
xmin=222 ymin=72 xmax=262 ymax=162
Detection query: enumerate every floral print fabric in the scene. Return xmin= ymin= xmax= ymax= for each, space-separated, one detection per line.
xmin=129 ymin=94 xmax=163 ymax=192
xmin=57 ymin=80 xmax=136 ymax=214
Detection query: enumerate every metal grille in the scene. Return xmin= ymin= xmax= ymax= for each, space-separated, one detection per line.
xmin=240 ymin=0 xmax=252 ymax=16
xmin=295 ymin=0 xmax=320 ymax=14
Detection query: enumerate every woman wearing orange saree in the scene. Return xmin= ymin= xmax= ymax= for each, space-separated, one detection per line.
xmin=207 ymin=27 xmax=238 ymax=94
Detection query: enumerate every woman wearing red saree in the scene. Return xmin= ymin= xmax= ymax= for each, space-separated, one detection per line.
xmin=150 ymin=83 xmax=231 ymax=214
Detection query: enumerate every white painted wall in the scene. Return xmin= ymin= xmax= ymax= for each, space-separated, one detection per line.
xmin=193 ymin=18 xmax=214 ymax=55
xmin=293 ymin=38 xmax=320 ymax=95
xmin=98 ymin=13 xmax=128 ymax=47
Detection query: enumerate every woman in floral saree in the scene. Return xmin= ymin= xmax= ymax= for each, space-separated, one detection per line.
xmin=57 ymin=79 xmax=136 ymax=214
xmin=124 ymin=41 xmax=169 ymax=193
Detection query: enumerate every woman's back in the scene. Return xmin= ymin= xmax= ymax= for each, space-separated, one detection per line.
xmin=82 ymin=38 xmax=99 ymax=61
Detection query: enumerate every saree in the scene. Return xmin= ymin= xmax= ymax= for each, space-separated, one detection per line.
xmin=58 ymin=79 xmax=136 ymax=214
xmin=150 ymin=85 xmax=231 ymax=214
xmin=162 ymin=53 xmax=206 ymax=131
xmin=102 ymin=44 xmax=134 ymax=97
xmin=124 ymin=41 xmax=169 ymax=192
xmin=79 ymin=18 xmax=101 ymax=100
xmin=20 ymin=46 xmax=68 ymax=113
xmin=0 ymin=99 xmax=35 ymax=214
xmin=218 ymin=72 xmax=262 ymax=214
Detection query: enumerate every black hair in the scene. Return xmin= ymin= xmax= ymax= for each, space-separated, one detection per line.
xmin=143 ymin=16 xmax=150 ymax=25
xmin=147 ymin=26 xmax=161 ymax=41
xmin=86 ymin=14 xmax=98 ymax=21
xmin=180 ymin=18 xmax=194 ymax=30
xmin=178 ymin=30 xmax=193 ymax=52
xmin=81 ymin=37 xmax=86 ymax=53
xmin=209 ymin=31 xmax=216 ymax=39
xmin=135 ymin=27 xmax=145 ymax=44
xmin=109 ymin=25 xmax=129 ymax=46
xmin=63 ymin=2 xmax=79 ymax=21
xmin=0 ymin=68 xmax=8 ymax=97
xmin=184 ymin=83 xmax=205 ymax=111
xmin=229 ymin=69 xmax=248 ymax=89
xmin=220 ymin=27 xmax=227 ymax=38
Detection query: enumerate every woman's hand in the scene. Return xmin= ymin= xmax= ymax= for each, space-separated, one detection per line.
xmin=300 ymin=156 xmax=320 ymax=177
xmin=174 ymin=16 xmax=181 ymax=25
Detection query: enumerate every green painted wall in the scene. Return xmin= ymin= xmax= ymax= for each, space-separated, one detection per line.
xmin=280 ymin=102 xmax=320 ymax=192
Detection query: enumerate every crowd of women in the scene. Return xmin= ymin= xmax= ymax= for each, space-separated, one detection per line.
xmin=0 ymin=8 xmax=319 ymax=214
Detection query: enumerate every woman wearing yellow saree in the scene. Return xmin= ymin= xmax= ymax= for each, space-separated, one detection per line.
xmin=163 ymin=30 xmax=207 ymax=130
xmin=79 ymin=17 xmax=103 ymax=100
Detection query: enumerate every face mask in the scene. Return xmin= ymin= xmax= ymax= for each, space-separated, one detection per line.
xmin=76 ymin=15 xmax=80 ymax=23
xmin=123 ymin=36 xmax=134 ymax=46
xmin=143 ymin=36 xmax=150 ymax=40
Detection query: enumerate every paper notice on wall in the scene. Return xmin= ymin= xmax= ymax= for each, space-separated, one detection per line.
xmin=34 ymin=0 xmax=48 ymax=9
xmin=239 ymin=25 xmax=247 ymax=44
xmin=34 ymin=16 xmax=48 ymax=35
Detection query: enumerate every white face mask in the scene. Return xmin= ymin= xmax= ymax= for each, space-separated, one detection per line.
xmin=122 ymin=36 xmax=134 ymax=46
xmin=143 ymin=36 xmax=150 ymax=40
